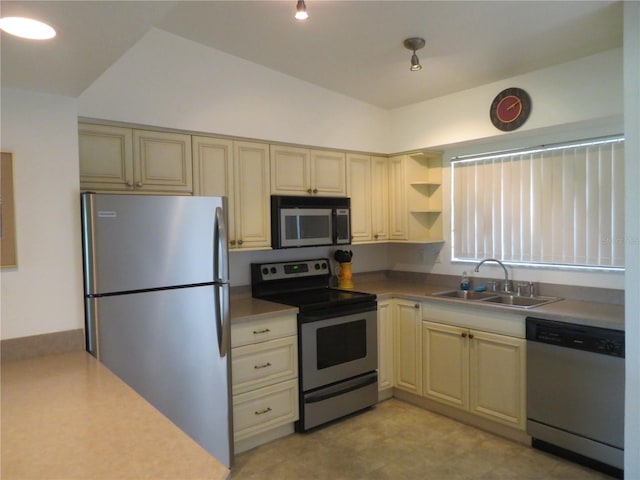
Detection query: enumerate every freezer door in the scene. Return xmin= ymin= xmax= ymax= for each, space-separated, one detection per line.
xmin=82 ymin=193 xmax=226 ymax=295
xmin=95 ymin=285 xmax=232 ymax=466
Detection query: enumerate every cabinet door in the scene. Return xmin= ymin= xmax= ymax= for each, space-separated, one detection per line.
xmin=393 ymin=300 xmax=421 ymax=394
xmin=133 ymin=130 xmax=193 ymax=193
xmin=371 ymin=156 xmax=389 ymax=241
xmin=388 ymin=155 xmax=408 ymax=240
xmin=422 ymin=321 xmax=469 ymax=410
xmin=192 ymin=136 xmax=235 ymax=245
xmin=347 ymin=154 xmax=372 ymax=243
xmin=377 ymin=300 xmax=394 ymax=393
xmin=79 ymin=124 xmax=134 ymax=191
xmin=233 ymin=141 xmax=271 ymax=249
xmin=270 ymin=145 xmax=310 ymax=195
xmin=470 ymin=330 xmax=526 ymax=430
xmin=310 ymin=149 xmax=346 ymax=196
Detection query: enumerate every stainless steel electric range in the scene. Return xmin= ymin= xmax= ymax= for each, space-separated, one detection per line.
xmin=251 ymin=258 xmax=378 ymax=432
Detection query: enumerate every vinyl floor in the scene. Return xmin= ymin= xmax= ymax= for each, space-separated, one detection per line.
xmin=232 ymin=399 xmax=615 ymax=480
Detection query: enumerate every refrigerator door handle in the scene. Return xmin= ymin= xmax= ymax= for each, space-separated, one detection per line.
xmin=215 ymin=284 xmax=230 ymax=358
xmin=214 ymin=206 xmax=229 ymax=283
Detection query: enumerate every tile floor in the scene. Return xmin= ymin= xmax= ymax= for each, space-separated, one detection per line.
xmin=232 ymin=399 xmax=615 ymax=480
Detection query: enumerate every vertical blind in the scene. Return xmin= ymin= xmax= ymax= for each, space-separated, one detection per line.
xmin=452 ymin=136 xmax=625 ymax=269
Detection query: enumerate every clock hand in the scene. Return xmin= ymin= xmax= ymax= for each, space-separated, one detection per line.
xmin=507 ymin=99 xmax=521 ymax=110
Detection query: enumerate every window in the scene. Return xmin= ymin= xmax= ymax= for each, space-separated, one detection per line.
xmin=451 ymin=136 xmax=625 ymax=269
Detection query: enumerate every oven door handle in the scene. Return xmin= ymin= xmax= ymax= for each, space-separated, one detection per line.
xmin=304 ymin=373 xmax=377 ymax=404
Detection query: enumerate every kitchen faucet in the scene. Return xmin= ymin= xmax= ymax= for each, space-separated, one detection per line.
xmin=474 ymin=258 xmax=511 ymax=293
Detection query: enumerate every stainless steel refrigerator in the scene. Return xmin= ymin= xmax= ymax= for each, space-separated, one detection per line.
xmin=81 ymin=192 xmax=232 ymax=467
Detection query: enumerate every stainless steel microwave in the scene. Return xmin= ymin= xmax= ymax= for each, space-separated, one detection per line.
xmin=271 ymin=195 xmax=351 ymax=249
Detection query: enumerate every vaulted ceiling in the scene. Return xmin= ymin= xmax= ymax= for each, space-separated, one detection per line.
xmin=0 ymin=1 xmax=623 ymax=109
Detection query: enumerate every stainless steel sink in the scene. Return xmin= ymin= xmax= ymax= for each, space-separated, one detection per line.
xmin=432 ymin=290 xmax=497 ymax=300
xmin=431 ymin=290 xmax=561 ymax=309
xmin=483 ymin=295 xmax=560 ymax=308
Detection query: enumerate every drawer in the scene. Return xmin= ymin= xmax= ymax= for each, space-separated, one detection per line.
xmin=231 ymin=314 xmax=297 ymax=348
xmin=232 ymin=336 xmax=297 ymax=394
xmin=233 ymin=379 xmax=299 ymax=441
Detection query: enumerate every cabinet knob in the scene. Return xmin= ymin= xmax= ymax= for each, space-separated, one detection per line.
xmin=307 ymin=188 xmax=313 ymax=194
xmin=313 ymin=188 xmax=318 ymax=194
xmin=469 ymin=333 xmax=474 ymax=339
xmin=461 ymin=332 xmax=468 ymax=338
xmin=126 ymin=181 xmax=133 ymax=187
xmin=374 ymin=234 xmax=379 ymax=240
xmin=230 ymin=240 xmax=236 ymax=246
xmin=136 ymin=181 xmax=143 ymax=187
xmin=414 ymin=304 xmax=419 ymax=309
xmin=238 ymin=239 xmax=243 ymax=245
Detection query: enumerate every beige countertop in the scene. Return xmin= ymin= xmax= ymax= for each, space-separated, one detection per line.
xmin=231 ymin=276 xmax=624 ymax=331
xmin=1 ymin=351 xmax=230 ymax=480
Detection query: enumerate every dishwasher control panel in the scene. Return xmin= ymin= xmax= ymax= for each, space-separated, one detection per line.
xmin=526 ymin=317 xmax=625 ymax=358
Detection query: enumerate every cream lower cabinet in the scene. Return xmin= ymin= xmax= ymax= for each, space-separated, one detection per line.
xmin=79 ymin=123 xmax=192 ymax=193
xmin=422 ymin=320 xmax=526 ymax=430
xmin=347 ymin=154 xmax=388 ymax=243
xmin=192 ymin=136 xmax=271 ymax=250
xmin=393 ymin=299 xmax=422 ymax=395
xmin=231 ymin=314 xmax=299 ymax=453
xmin=377 ymin=300 xmax=394 ymax=399
xmin=270 ymin=145 xmax=346 ymax=196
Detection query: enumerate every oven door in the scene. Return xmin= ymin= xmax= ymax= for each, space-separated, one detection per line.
xmin=300 ymin=303 xmax=377 ymax=392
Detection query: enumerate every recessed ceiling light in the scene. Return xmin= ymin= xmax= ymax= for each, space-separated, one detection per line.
xmin=0 ymin=17 xmax=56 ymax=40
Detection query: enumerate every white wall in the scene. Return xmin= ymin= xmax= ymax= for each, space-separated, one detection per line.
xmin=78 ymin=28 xmax=390 ymax=154
xmin=388 ymin=49 xmax=623 ymax=153
xmin=0 ymin=89 xmax=84 ymax=340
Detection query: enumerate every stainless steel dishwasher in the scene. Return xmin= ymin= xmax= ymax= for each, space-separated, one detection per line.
xmin=526 ymin=317 xmax=625 ymax=477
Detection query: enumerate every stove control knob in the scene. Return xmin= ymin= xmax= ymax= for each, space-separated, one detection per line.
xmin=322 ymin=262 xmax=327 ymax=269
xmin=314 ymin=263 xmax=320 ymax=270
xmin=270 ymin=267 xmax=277 ymax=274
xmin=262 ymin=267 xmax=269 ymax=275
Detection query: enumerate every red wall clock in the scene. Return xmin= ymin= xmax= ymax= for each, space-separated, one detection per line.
xmin=490 ymin=87 xmax=531 ymax=131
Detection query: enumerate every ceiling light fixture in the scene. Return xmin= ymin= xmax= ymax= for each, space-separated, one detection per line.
xmin=403 ymin=37 xmax=425 ymax=72
xmin=0 ymin=16 xmax=56 ymax=40
xmin=295 ymin=0 xmax=309 ymax=20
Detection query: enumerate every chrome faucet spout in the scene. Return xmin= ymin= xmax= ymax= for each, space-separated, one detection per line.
xmin=474 ymin=258 xmax=510 ymax=293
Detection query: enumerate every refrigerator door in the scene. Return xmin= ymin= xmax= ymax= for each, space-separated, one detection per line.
xmin=82 ymin=193 xmax=225 ymax=295
xmin=95 ymin=285 xmax=232 ymax=466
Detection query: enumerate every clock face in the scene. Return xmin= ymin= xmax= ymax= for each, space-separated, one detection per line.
xmin=490 ymin=88 xmax=531 ymax=131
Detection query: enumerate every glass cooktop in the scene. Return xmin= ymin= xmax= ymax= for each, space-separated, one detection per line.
xmin=259 ymin=288 xmax=375 ymax=311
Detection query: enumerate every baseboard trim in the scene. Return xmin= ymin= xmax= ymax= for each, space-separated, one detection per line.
xmin=1 ymin=329 xmax=85 ymax=362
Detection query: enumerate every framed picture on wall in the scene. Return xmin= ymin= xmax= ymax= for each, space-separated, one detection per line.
xmin=1 ymin=152 xmax=18 ymax=268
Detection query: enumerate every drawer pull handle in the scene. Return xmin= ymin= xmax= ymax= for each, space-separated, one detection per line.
xmin=254 ymin=362 xmax=272 ymax=369
xmin=253 ymin=328 xmax=271 ymax=335
xmin=254 ymin=407 xmax=272 ymax=416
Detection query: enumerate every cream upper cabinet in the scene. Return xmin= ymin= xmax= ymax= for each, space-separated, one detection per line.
xmin=347 ymin=154 xmax=388 ymax=244
xmin=347 ymin=154 xmax=372 ymax=242
xmin=270 ymin=145 xmax=346 ymax=196
xmin=388 ymin=155 xmax=408 ymax=240
xmin=422 ymin=320 xmax=526 ymax=430
xmin=377 ymin=300 xmax=394 ymax=398
xmin=371 ymin=156 xmax=389 ymax=241
xmin=79 ymin=123 xmax=192 ymax=194
xmin=393 ymin=299 xmax=422 ymax=395
xmin=388 ymin=152 xmax=443 ymax=243
xmin=192 ymin=136 xmax=271 ymax=250
xmin=79 ymin=124 xmax=134 ymax=191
